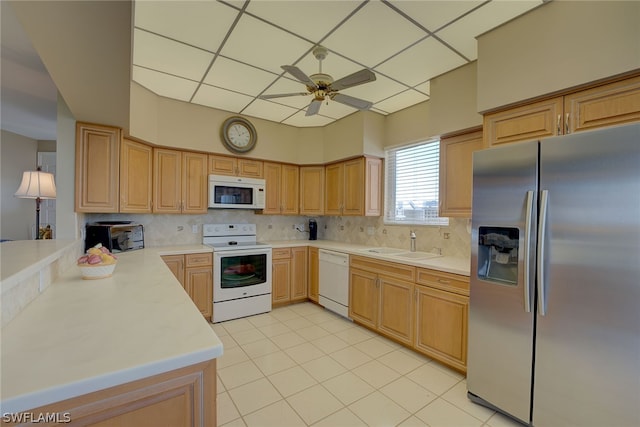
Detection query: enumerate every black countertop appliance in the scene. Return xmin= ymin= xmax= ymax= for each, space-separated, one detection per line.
xmin=308 ymin=219 xmax=317 ymax=240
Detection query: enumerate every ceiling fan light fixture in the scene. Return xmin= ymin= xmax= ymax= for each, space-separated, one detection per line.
xmin=310 ymin=73 xmax=333 ymax=87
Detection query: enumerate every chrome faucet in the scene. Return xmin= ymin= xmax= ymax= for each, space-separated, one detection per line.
xmin=410 ymin=230 xmax=417 ymax=252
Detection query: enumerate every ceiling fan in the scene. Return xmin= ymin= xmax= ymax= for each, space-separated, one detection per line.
xmin=260 ymin=46 xmax=376 ymax=116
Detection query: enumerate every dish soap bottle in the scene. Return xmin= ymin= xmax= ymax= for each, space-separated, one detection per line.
xmin=410 ymin=230 xmax=417 ymax=252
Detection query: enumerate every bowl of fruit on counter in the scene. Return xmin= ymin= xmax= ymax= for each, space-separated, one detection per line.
xmin=77 ymin=244 xmax=118 ymax=279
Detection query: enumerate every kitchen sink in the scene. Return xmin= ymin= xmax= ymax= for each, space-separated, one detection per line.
xmin=392 ymin=251 xmax=442 ymax=260
xmin=359 ymin=247 xmax=406 ymax=255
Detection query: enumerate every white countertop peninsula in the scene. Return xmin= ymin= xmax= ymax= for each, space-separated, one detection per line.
xmin=0 ymin=244 xmax=221 ymax=415
xmin=267 ymin=239 xmax=470 ymax=276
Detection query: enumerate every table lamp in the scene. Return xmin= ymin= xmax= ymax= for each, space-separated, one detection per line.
xmin=14 ymin=167 xmax=57 ymax=239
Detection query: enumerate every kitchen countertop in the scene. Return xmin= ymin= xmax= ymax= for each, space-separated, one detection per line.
xmin=267 ymin=239 xmax=470 ymax=276
xmin=0 ymin=244 xmax=220 ymax=414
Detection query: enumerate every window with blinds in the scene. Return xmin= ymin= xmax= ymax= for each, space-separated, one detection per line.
xmin=384 ymin=140 xmax=449 ymax=226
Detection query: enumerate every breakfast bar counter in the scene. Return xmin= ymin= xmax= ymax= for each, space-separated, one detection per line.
xmin=0 ymin=244 xmax=221 ymax=422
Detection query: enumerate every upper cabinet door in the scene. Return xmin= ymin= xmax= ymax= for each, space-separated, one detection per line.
xmin=280 ymin=164 xmax=299 ymax=215
xmin=120 ymin=138 xmax=152 ymax=213
xmin=182 ymin=152 xmax=208 ymax=214
xmin=565 ymin=75 xmax=640 ymax=134
xmin=439 ymin=129 xmax=483 ymax=218
xmin=299 ymin=166 xmax=325 ymax=216
xmin=483 ymin=98 xmax=563 ymax=147
xmin=75 ymin=122 xmax=121 ymax=213
xmin=324 ymin=162 xmax=344 ymax=215
xmin=153 ymin=148 xmax=182 ymax=213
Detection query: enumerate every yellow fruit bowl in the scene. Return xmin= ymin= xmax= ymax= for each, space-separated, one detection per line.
xmin=79 ymin=262 xmax=117 ymax=280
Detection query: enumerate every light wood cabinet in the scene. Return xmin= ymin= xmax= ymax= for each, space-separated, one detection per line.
xmin=308 ymin=247 xmax=319 ymax=303
xmin=120 ymin=138 xmax=153 ymax=213
xmin=484 ymin=74 xmax=640 ymax=147
xmin=209 ymin=154 xmax=264 ymax=178
xmin=263 ymin=162 xmax=299 ymax=215
xmin=299 ymin=166 xmax=325 ymax=215
xmin=21 ymin=359 xmax=216 ymax=427
xmin=162 ymin=253 xmax=213 ymax=320
xmin=414 ymin=268 xmax=469 ymax=373
xmin=272 ymin=246 xmax=308 ymax=306
xmin=349 ymin=256 xmax=415 ymax=346
xmin=162 ymin=255 xmax=185 ymax=285
xmin=325 ymin=157 xmax=382 ymax=216
xmin=153 ymin=148 xmax=207 ymax=214
xmin=75 ymin=122 xmax=121 ymax=212
xmin=439 ymin=129 xmax=483 ymax=218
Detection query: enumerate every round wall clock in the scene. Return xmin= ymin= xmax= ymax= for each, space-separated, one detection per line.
xmin=221 ymin=116 xmax=257 ymax=154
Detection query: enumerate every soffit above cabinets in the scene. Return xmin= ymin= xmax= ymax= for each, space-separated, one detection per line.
xmin=132 ymin=0 xmax=544 ymax=128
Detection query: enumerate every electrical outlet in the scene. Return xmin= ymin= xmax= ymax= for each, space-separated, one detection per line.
xmin=367 ymin=226 xmax=375 ymax=236
xmin=443 ymin=232 xmax=450 ymax=239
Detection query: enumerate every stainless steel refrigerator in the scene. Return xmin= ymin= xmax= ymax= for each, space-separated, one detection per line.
xmin=467 ymin=123 xmax=640 ymax=426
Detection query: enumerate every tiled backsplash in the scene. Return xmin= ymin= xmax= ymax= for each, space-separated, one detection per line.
xmin=86 ymin=211 xmax=471 ymax=258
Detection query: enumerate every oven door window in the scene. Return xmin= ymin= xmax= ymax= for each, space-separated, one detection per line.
xmin=214 ymin=185 xmax=253 ymax=205
xmin=220 ymin=254 xmax=267 ymax=288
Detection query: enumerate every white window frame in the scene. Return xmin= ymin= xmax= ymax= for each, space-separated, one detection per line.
xmin=384 ymin=139 xmax=449 ymax=226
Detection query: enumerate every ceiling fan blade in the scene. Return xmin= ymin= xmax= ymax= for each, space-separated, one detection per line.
xmin=331 ymin=69 xmax=376 ymax=91
xmin=305 ymin=99 xmax=322 ymax=116
xmin=331 ymin=93 xmax=373 ymax=110
xmin=259 ymin=92 xmax=309 ymax=100
xmin=281 ymin=65 xmax=318 ymax=89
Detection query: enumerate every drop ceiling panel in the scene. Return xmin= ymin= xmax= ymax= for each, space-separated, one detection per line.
xmin=345 ymin=73 xmax=408 ymax=104
xmin=242 ymin=98 xmax=299 ymax=122
xmin=375 ymin=89 xmax=430 ymax=114
xmin=204 ymin=57 xmax=278 ymax=96
xmin=390 ymin=1 xmax=484 ymax=32
xmin=192 ymin=84 xmax=254 ymax=112
xmin=437 ymin=0 xmax=543 ymax=60
xmin=284 ymin=111 xmax=334 ymax=128
xmin=134 ymin=1 xmax=238 ymax=52
xmin=376 ymin=37 xmax=467 ymax=86
xmin=220 ymin=13 xmax=313 ymax=74
xmin=246 ymin=1 xmax=361 ymax=42
xmin=133 ymin=66 xmax=198 ymax=101
xmin=133 ymin=29 xmax=214 ymax=81
xmin=322 ymin=1 xmax=426 ymax=67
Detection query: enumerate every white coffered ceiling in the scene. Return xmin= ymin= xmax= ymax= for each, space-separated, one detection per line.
xmin=133 ymin=0 xmax=545 ymax=127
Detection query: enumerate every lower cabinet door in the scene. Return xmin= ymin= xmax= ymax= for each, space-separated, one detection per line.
xmin=272 ymin=258 xmax=291 ymax=304
xmin=414 ymin=285 xmax=468 ymax=372
xmin=378 ymin=276 xmax=414 ymax=346
xmin=348 ymin=268 xmax=378 ymax=329
xmin=186 ymin=267 xmax=212 ymax=319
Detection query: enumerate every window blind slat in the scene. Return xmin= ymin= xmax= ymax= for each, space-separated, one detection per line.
xmin=384 ymin=139 xmax=448 ymax=226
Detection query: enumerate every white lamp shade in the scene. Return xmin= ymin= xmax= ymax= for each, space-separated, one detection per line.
xmin=14 ymin=171 xmax=57 ymax=199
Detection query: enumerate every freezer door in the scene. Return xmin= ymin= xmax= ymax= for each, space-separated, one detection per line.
xmin=534 ymin=123 xmax=640 ymax=426
xmin=468 ymin=141 xmax=538 ymax=424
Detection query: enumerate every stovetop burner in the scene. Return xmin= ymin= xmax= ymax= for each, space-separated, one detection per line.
xmin=202 ymin=223 xmax=271 ymax=251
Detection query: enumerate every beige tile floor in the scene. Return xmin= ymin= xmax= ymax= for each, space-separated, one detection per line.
xmin=211 ymin=302 xmax=522 ymax=427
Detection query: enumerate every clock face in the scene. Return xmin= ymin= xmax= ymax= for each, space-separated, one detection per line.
xmin=228 ymin=123 xmax=251 ymax=147
xmin=221 ymin=117 xmax=257 ymax=153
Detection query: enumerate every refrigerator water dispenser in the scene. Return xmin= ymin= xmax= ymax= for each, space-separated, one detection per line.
xmin=477 ymin=226 xmax=519 ymax=285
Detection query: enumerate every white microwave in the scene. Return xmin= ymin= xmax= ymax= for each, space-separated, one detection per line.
xmin=208 ymin=175 xmax=266 ymax=209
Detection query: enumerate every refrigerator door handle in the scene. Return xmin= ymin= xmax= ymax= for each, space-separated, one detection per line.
xmin=523 ymin=191 xmax=534 ymax=313
xmin=537 ymin=189 xmax=549 ymax=316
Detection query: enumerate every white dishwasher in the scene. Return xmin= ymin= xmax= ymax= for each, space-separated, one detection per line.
xmin=319 ymin=249 xmax=350 ymax=318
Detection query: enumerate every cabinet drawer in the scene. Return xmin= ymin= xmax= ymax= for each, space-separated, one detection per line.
xmin=272 ymin=248 xmax=291 ymax=260
xmin=185 ymin=252 xmax=212 ymax=268
xmin=350 ymin=255 xmax=415 ymax=282
xmin=416 ymin=268 xmax=469 ymax=296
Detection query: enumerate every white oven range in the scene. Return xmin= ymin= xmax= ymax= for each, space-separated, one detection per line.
xmin=203 ymin=223 xmax=272 ymax=323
